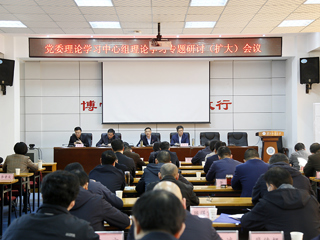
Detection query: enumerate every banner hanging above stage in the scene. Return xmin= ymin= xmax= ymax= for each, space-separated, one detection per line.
xmin=29 ymin=37 xmax=282 ymax=58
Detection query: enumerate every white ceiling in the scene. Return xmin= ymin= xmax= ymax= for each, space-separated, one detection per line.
xmin=0 ymin=0 xmax=320 ymax=37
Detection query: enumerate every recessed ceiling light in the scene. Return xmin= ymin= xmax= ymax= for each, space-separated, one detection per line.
xmin=0 ymin=21 xmax=26 ymax=28
xmin=89 ymin=21 xmax=121 ymax=28
xmin=278 ymin=19 xmax=314 ymax=27
xmin=74 ymin=0 xmax=113 ymax=6
xmin=263 ymin=34 xmax=265 ymax=36
xmin=304 ymin=0 xmax=320 ymax=4
xmin=190 ymin=0 xmax=228 ymax=6
xmin=219 ymin=35 xmax=221 ymax=37
xmin=185 ymin=21 xmax=216 ymax=28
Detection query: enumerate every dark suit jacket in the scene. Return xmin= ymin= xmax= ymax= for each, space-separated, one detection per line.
xmin=115 ymin=152 xmax=136 ymax=177
xmin=148 ymin=151 xmax=159 ymax=163
xmin=304 ymin=153 xmax=320 ymax=177
xmin=171 ymin=133 xmax=189 ymax=145
xmin=137 ymin=135 xmax=158 ymax=147
xmin=191 ymin=146 xmax=212 ymax=165
xmin=123 ymin=150 xmax=146 ymax=170
xmin=89 ymin=165 xmax=125 ymax=193
xmin=146 ymin=175 xmax=199 ymax=209
xmin=204 ymin=154 xmax=219 ymax=173
xmin=206 ymin=158 xmax=241 ymax=182
xmin=96 ymin=135 xmax=119 ymax=147
xmin=68 ymin=134 xmax=90 ymax=147
xmin=231 ymin=159 xmax=269 ymax=197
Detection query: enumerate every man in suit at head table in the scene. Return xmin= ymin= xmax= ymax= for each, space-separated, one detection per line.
xmin=137 ymin=127 xmax=158 ymax=147
xmin=96 ymin=128 xmax=119 ymax=147
xmin=171 ymin=125 xmax=189 ymax=146
xmin=68 ymin=126 xmax=90 ymax=147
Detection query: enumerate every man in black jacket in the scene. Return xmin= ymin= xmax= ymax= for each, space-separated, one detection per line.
xmin=304 ymin=143 xmax=320 ymax=193
xmin=160 ymin=141 xmax=180 ymax=167
xmin=3 ymin=171 xmax=99 ymax=240
xmin=68 ymin=126 xmax=90 ymax=147
xmin=112 ymin=139 xmax=136 ymax=177
xmin=69 ymin=170 xmax=130 ymax=231
xmin=191 ymin=141 xmax=212 ymax=165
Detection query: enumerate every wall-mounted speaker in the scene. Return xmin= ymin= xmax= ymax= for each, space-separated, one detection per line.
xmin=0 ymin=58 xmax=15 ymax=86
xmin=300 ymin=57 xmax=319 ymax=84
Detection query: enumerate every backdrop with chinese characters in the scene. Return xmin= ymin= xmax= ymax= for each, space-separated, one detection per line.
xmin=20 ymin=60 xmax=285 ymax=162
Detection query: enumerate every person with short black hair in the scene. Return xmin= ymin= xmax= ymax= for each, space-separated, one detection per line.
xmin=289 ymin=142 xmax=309 ymax=170
xmin=252 ymin=153 xmax=314 ymax=204
xmin=148 ymin=142 xmax=160 ymax=163
xmin=171 ymin=125 xmax=190 ymax=146
xmin=159 ymin=141 xmax=180 ymax=167
xmin=68 ymin=126 xmax=90 ymax=147
xmin=69 ymin=170 xmax=130 ymax=231
xmin=231 ymin=149 xmax=269 ymax=197
xmin=89 ymin=150 xmax=126 ymax=193
xmin=206 ymin=146 xmax=241 ymax=182
xmin=3 ymin=171 xmax=99 ymax=240
xmin=132 ymin=190 xmax=186 ymax=240
xmin=204 ymin=141 xmax=227 ymax=173
xmin=304 ymin=143 xmax=320 ymax=193
xmin=123 ymin=142 xmax=146 ymax=170
xmin=204 ymin=140 xmax=218 ymax=161
xmin=191 ymin=141 xmax=212 ymax=165
xmin=96 ymin=128 xmax=119 ymax=147
xmin=241 ymin=167 xmax=320 ymax=240
xmin=137 ymin=127 xmax=158 ymax=146
xmin=112 ymin=139 xmax=136 ymax=177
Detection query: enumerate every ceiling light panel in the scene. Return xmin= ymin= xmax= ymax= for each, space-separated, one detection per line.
xmin=190 ymin=0 xmax=228 ymax=6
xmin=90 ymin=21 xmax=121 ymax=28
xmin=74 ymin=0 xmax=113 ymax=6
xmin=185 ymin=21 xmax=216 ymax=28
xmin=304 ymin=0 xmax=320 ymax=4
xmin=0 ymin=20 xmax=27 ymax=28
xmin=278 ymin=19 xmax=314 ymax=27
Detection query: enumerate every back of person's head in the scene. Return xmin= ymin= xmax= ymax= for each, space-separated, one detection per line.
xmin=215 ymin=141 xmax=227 ymax=152
xmin=132 ymin=190 xmax=185 ymax=236
xmin=101 ymin=150 xmax=117 ymax=165
xmin=41 ymin=170 xmax=79 ymax=208
xmin=176 ymin=125 xmax=184 ymax=131
xmin=269 ymin=153 xmax=289 ymax=164
xmin=14 ymin=142 xmax=28 ymax=155
xmin=310 ymin=143 xmax=320 ymax=154
xmin=209 ymin=140 xmax=218 ymax=152
xmin=244 ymin=148 xmax=260 ymax=160
xmin=153 ymin=142 xmax=160 ymax=152
xmin=107 ymin=128 xmax=115 ymax=134
xmin=64 ymin=162 xmax=84 ymax=172
xmin=294 ymin=142 xmax=305 ymax=151
xmin=71 ymin=169 xmax=89 ymax=187
xmin=264 ymin=167 xmax=293 ymax=188
xmin=111 ymin=139 xmax=124 ymax=152
xmin=204 ymin=141 xmax=210 ymax=147
xmin=157 ymin=150 xmax=171 ymax=163
xmin=160 ymin=163 xmax=178 ymax=177
xmin=123 ymin=142 xmax=131 ymax=151
xmin=74 ymin=126 xmax=82 ymax=131
xmin=160 ymin=141 xmax=170 ymax=150
xmin=217 ymin=146 xmax=231 ymax=159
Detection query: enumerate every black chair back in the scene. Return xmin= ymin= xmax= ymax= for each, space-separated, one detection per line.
xmin=200 ymin=132 xmax=220 ymax=146
xmin=227 ymin=132 xmax=248 ymax=146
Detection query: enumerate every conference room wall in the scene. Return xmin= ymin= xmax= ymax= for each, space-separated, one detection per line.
xmin=20 ymin=59 xmax=286 ymax=162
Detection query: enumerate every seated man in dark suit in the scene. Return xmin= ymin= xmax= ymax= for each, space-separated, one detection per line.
xmin=204 ymin=140 xmax=218 ymax=161
xmin=304 ymin=143 xmax=320 ymax=193
xmin=171 ymin=125 xmax=190 ymax=146
xmin=191 ymin=141 xmax=212 ymax=165
xmin=160 ymin=141 xmax=180 ymax=167
xmin=69 ymin=170 xmax=130 ymax=231
xmin=112 ymin=139 xmax=136 ymax=177
xmin=132 ymin=189 xmax=186 ymax=240
xmin=148 ymin=142 xmax=160 ymax=163
xmin=231 ymin=148 xmax=269 ymax=197
xmin=241 ymin=167 xmax=320 ymax=240
xmin=206 ymin=146 xmax=241 ymax=182
xmin=252 ymin=153 xmax=314 ymax=204
xmin=137 ymin=127 xmax=158 ymax=146
xmin=123 ymin=142 xmax=146 ymax=170
xmin=96 ymin=128 xmax=119 ymax=147
xmin=204 ymin=141 xmax=226 ymax=173
xmin=147 ymin=163 xmax=199 ymax=209
xmin=68 ymin=126 xmax=90 ymax=147
xmin=89 ymin=150 xmax=125 ymax=193
xmin=3 ymin=171 xmax=99 ymax=240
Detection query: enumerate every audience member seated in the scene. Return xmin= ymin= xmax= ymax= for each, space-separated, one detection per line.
xmin=241 ymin=167 xmax=320 ymax=240
xmin=0 ymin=157 xmax=3 ymax=164
xmin=137 ymin=127 xmax=158 ymax=146
xmin=206 ymin=146 xmax=241 ymax=182
xmin=123 ymin=142 xmax=146 ymax=170
xmin=191 ymin=141 xmax=212 ymax=165
xmin=160 ymin=141 xmax=180 ymax=167
xmin=3 ymin=171 xmax=99 ymax=240
xmin=289 ymin=142 xmax=309 ymax=170
xmin=148 ymin=142 xmax=160 ymax=163
xmin=96 ymin=128 xmax=119 ymax=147
xmin=89 ymin=150 xmax=125 ymax=193
xmin=68 ymin=126 xmax=90 ymax=147
xmin=204 ymin=141 xmax=226 ymax=173
xmin=204 ymin=140 xmax=218 ymax=162
xmin=127 ymin=181 xmax=221 ymax=240
xmin=131 ymin=189 xmax=186 ymax=240
xmin=231 ymin=149 xmax=269 ymax=197
xmin=304 ymin=142 xmax=320 ymax=193
xmin=69 ymin=170 xmax=130 ymax=231
xmin=171 ymin=125 xmax=190 ymax=146
xmin=64 ymin=162 xmax=123 ymax=210
xmin=252 ymin=153 xmax=314 ymax=205
xmin=146 ymin=163 xmax=199 ymax=209
xmin=112 ymin=139 xmax=136 ymax=178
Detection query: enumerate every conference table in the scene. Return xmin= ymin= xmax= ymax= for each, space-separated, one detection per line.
xmin=133 ymin=177 xmax=211 ymax=185
xmin=54 ymin=146 xmax=258 ymax=174
xmin=135 ymin=170 xmax=205 ymax=176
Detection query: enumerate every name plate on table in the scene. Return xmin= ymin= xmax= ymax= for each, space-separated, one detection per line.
xmin=249 ymin=231 xmax=284 ymax=240
xmin=216 ymin=179 xmax=227 ymax=187
xmin=217 ymin=230 xmax=239 ymax=240
xmin=190 ymin=206 xmax=217 ymax=221
xmin=0 ymin=173 xmax=14 ymax=181
xmin=185 ymin=157 xmax=192 ymax=163
xmin=180 ymin=143 xmax=189 ymax=147
xmin=317 ymin=171 xmax=320 ymax=179
xmin=95 ymin=231 xmax=124 ymax=240
xmin=140 ymin=158 xmax=144 ymax=161
xmin=75 ymin=144 xmax=84 ymax=147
